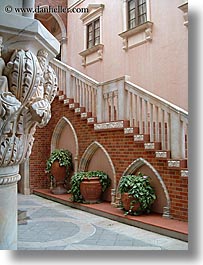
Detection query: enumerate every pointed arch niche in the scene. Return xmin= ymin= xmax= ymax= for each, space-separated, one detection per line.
xmin=122 ymin=158 xmax=171 ymax=218
xmin=79 ymin=141 xmax=116 ymax=203
xmin=51 ymin=117 xmax=79 ymax=172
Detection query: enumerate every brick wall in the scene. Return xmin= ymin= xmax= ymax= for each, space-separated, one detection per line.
xmin=30 ymin=98 xmax=188 ymax=221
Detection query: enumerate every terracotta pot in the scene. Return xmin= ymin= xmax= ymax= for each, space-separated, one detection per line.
xmin=121 ymin=192 xmax=140 ymax=212
xmin=80 ymin=177 xmax=102 ymax=203
xmin=50 ymin=160 xmax=67 ymax=195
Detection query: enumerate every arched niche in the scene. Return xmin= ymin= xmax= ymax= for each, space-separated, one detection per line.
xmin=51 ymin=117 xmax=79 ymax=174
xmin=79 ymin=141 xmax=116 ymax=203
xmin=121 ymin=158 xmax=170 ymax=218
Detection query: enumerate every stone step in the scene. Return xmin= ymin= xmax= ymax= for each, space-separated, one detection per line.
xmin=81 ymin=112 xmax=92 ymax=120
xmin=144 ymin=142 xmax=161 ymax=151
xmin=59 ymin=94 xmax=66 ymax=101
xmin=69 ymin=102 xmax=80 ymax=110
xmin=167 ymin=159 xmax=187 ymax=169
xmin=180 ymin=169 xmax=189 ymax=178
xmin=94 ymin=120 xmax=129 ymax=132
xmin=64 ymin=98 xmax=74 ymax=105
xmin=75 ymin=107 xmax=85 ymax=115
xmin=124 ymin=127 xmax=139 ymax=136
xmin=155 ymin=150 xmax=171 ymax=159
xmin=87 ymin=117 xmax=97 ymax=124
xmin=134 ymin=134 xmax=150 ymax=142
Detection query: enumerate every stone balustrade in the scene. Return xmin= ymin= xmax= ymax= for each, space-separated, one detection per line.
xmin=51 ymin=59 xmax=188 ymax=160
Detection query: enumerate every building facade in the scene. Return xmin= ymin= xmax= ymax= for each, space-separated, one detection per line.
xmin=25 ymin=0 xmax=188 ymax=221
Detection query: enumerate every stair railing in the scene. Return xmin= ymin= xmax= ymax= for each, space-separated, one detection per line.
xmin=51 ymin=59 xmax=188 ymax=160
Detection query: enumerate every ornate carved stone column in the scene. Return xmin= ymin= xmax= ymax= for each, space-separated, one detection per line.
xmin=0 ymin=1 xmax=60 ymax=249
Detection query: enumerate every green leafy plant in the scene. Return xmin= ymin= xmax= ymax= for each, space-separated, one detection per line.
xmin=118 ymin=172 xmax=156 ymax=215
xmin=46 ymin=149 xmax=73 ymax=182
xmin=70 ymin=170 xmax=111 ymax=202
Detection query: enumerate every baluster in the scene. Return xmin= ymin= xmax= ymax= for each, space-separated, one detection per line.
xmin=79 ymin=80 xmax=82 ymax=106
xmin=149 ymin=103 xmax=154 ymax=142
xmin=144 ymin=99 xmax=148 ymax=134
xmin=86 ymin=84 xmax=89 ymax=112
xmin=132 ymin=94 xmax=137 ymax=127
xmin=126 ymin=91 xmax=131 ymax=125
xmin=138 ymin=97 xmax=143 ymax=134
xmin=155 ymin=106 xmax=159 ymax=142
xmin=73 ymin=77 xmax=77 ymax=101
xmin=161 ymin=109 xmax=165 ymax=149
xmin=114 ymin=91 xmax=118 ymax=121
xmin=88 ymin=85 xmax=92 ymax=114
xmin=166 ymin=112 xmax=170 ymax=150
xmin=103 ymin=93 xmax=109 ymax=122
xmin=82 ymin=81 xmax=86 ymax=108
xmin=91 ymin=86 xmax=96 ymax=116
xmin=109 ymin=92 xmax=114 ymax=121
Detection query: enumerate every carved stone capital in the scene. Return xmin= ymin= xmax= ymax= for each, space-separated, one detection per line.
xmin=0 ymin=38 xmax=58 ymax=167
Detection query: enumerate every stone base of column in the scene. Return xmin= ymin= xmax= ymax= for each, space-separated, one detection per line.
xmin=0 ymin=166 xmax=21 ymax=250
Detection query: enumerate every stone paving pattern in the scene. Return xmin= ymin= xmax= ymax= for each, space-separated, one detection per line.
xmin=17 ymin=195 xmax=188 ymax=250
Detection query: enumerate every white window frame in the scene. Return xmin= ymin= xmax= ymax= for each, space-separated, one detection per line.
xmin=119 ymin=0 xmax=153 ymax=50
xmin=79 ymin=4 xmax=104 ymax=66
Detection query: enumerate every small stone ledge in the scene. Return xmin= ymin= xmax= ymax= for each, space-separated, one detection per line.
xmin=94 ymin=120 xmax=129 ymax=132
xmin=155 ymin=151 xmax=171 ymax=159
xmin=134 ymin=134 xmax=150 ymax=142
xmin=167 ymin=160 xmax=187 ymax=169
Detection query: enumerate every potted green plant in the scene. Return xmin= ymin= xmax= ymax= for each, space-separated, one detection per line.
xmin=70 ymin=170 xmax=111 ymax=203
xmin=118 ymin=172 xmax=156 ymax=215
xmin=46 ymin=149 xmax=73 ymax=194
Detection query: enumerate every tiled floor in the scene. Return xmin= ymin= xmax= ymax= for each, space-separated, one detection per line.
xmin=33 ymin=189 xmax=188 ymax=241
xmin=17 ymin=194 xmax=188 ymax=250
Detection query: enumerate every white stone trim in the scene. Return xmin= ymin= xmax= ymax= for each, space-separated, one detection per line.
xmin=144 ymin=143 xmax=155 ymax=149
xmin=181 ymin=169 xmax=188 ymax=178
xmin=155 ymin=151 xmax=167 ymax=158
xmin=87 ymin=117 xmax=95 ymax=123
xmin=124 ymin=127 xmax=134 ymax=134
xmin=168 ymin=160 xmax=181 ymax=168
xmin=134 ymin=134 xmax=144 ymax=141
xmin=94 ymin=121 xmax=124 ymax=131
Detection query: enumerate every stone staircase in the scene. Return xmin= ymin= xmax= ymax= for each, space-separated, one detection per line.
xmin=56 ymin=89 xmax=188 ymax=178
xmin=51 ymin=59 xmax=188 ymax=179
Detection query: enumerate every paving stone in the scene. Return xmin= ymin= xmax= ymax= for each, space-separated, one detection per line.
xmin=17 ymin=194 xmax=188 ymax=250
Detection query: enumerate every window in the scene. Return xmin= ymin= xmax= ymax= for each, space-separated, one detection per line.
xmin=80 ymin=4 xmax=104 ymax=66
xmin=87 ymin=18 xmax=100 ymax=49
xmin=128 ymin=0 xmax=147 ymax=29
xmin=119 ymin=0 xmax=152 ymax=50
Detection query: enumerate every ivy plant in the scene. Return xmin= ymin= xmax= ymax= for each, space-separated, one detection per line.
xmin=46 ymin=149 xmax=73 ymax=181
xmin=118 ymin=172 xmax=156 ymax=215
xmin=70 ymin=171 xmax=111 ymax=202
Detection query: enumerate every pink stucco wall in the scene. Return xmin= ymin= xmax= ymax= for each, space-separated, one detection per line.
xmin=66 ymin=0 xmax=188 ymax=110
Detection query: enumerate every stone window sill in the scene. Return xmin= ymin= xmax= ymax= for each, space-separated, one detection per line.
xmin=119 ymin=21 xmax=153 ymax=50
xmin=178 ymin=2 xmax=188 ymax=27
xmin=79 ymin=44 xmax=104 ymax=66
